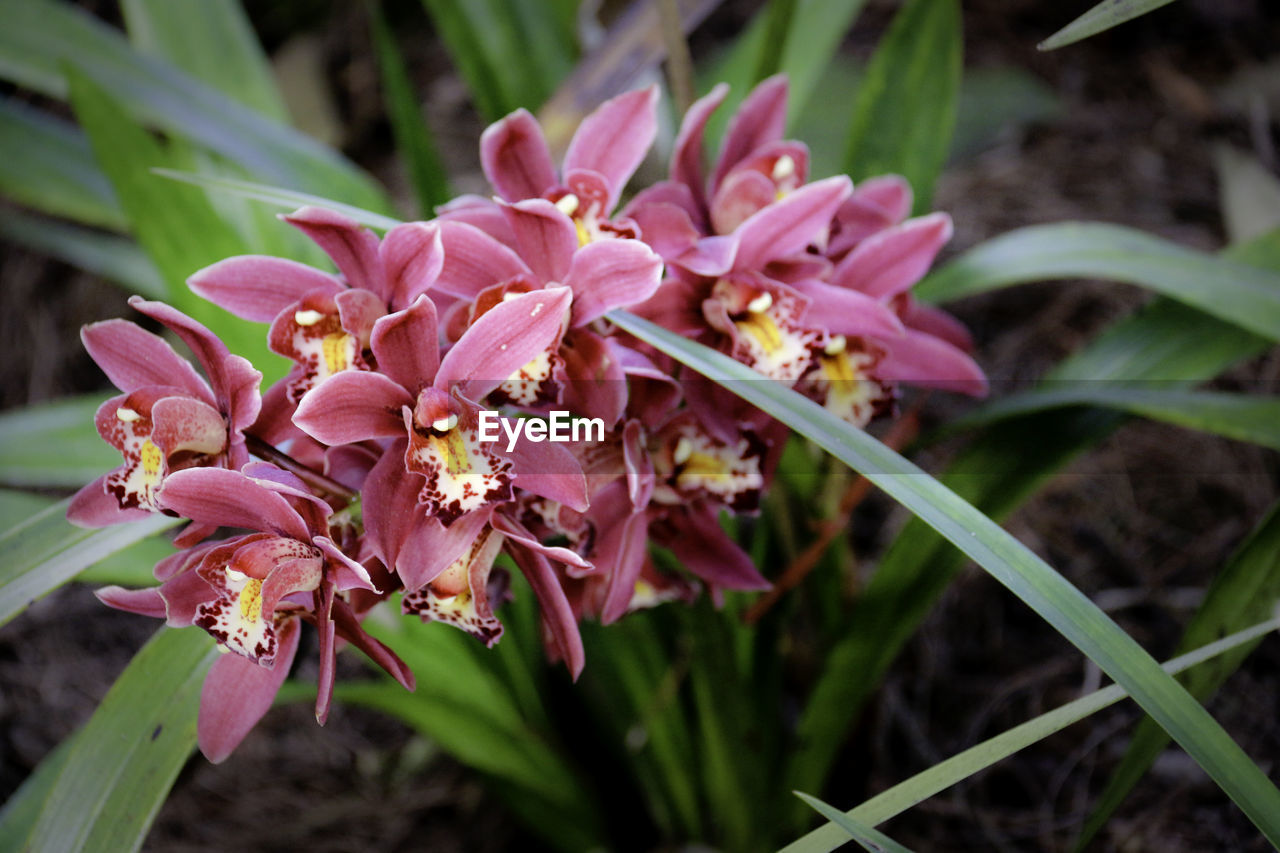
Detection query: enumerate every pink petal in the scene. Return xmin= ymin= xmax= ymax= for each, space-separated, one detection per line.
xmin=284 ymin=207 xmax=385 ymax=298
xmin=480 ymin=108 xmax=558 ymax=202
xmin=396 ymin=510 xmax=491 ymax=591
xmin=600 ymin=510 xmax=650 ymax=625
xmin=622 ymin=419 xmax=653 ymax=509
xmin=370 ymin=295 xmax=440 ymax=392
xmin=559 ymin=328 xmax=627 ymax=428
xmin=188 ymin=256 xmax=342 ymax=322
xmin=624 ymin=180 xmax=704 ymax=226
xmin=315 ymin=582 xmax=336 ymax=724
xmin=334 ymin=288 xmax=388 ymax=342
xmin=502 ymin=199 xmax=578 ymax=284
xmin=902 ymin=301 xmax=974 ymax=352
xmin=563 ymin=239 xmax=663 ymax=326
xmin=361 ymin=440 xmax=420 ymax=570
xmin=94 ymin=585 xmax=167 ymax=618
xmin=81 ymin=319 xmax=212 ymax=403
xmin=505 ymin=437 xmax=589 ymax=512
xmin=67 ymin=475 xmax=153 ymax=527
xmin=293 ymin=371 xmax=412 ymax=445
xmin=674 ymin=235 xmax=738 ymax=277
xmin=712 ymin=74 xmax=788 ymax=195
xmin=732 ymin=176 xmax=852 ymax=270
xmin=198 ymin=616 xmax=300 ymax=763
xmin=381 ymin=222 xmax=444 ymax=309
xmin=831 ymin=213 xmax=952 ymax=299
xmin=158 ymin=467 xmax=311 ymax=541
xmin=563 ymin=85 xmax=659 ymax=212
xmin=710 ymin=168 xmax=777 ymax=236
xmin=315 ymin=535 xmax=378 ymax=592
xmin=671 ymin=83 xmax=728 ymax=209
xmin=666 ymin=507 xmax=769 ymax=590
xmin=507 ymin=541 xmax=584 ymax=679
xmin=787 ymin=279 xmax=906 ymax=340
xmin=435 ymin=221 xmax=533 ymax=299
xmin=490 ymin=511 xmax=591 ymax=572
xmin=436 ymin=194 xmax=516 ymax=248
xmin=332 ymin=597 xmax=415 ymax=690
xmin=627 ymin=201 xmax=699 ymax=263
xmin=435 ymin=288 xmax=572 ymax=401
xmin=877 ymin=328 xmax=988 ymax=396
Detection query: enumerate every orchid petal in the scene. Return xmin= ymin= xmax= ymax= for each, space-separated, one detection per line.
xmin=877 ymin=328 xmax=989 ymax=396
xmin=395 ymin=509 xmax=490 ymax=591
xmin=315 ymin=536 xmax=378 ymax=592
xmin=502 ymin=199 xmax=577 ymax=284
xmin=67 ymin=475 xmax=154 ymax=527
xmin=188 ymin=256 xmax=342 ymax=322
xmin=370 ymin=295 xmax=440 ymax=393
xmin=788 ymin=278 xmax=906 ymax=339
xmin=559 ymin=329 xmax=627 ymax=428
xmin=490 ymin=511 xmax=591 ymax=571
xmin=334 ymin=288 xmax=387 ymax=343
xmin=902 ymin=300 xmax=974 ymax=352
xmin=732 ymin=176 xmax=852 ymax=270
xmin=283 ymin=207 xmax=385 ymax=297
xmin=381 ymin=222 xmax=444 ymax=309
xmin=710 ymin=169 xmax=777 ymax=236
xmin=436 ymin=194 xmax=516 ymax=247
xmin=198 ymin=615 xmax=300 ymax=763
xmin=435 ymin=221 xmax=533 ymax=299
xmin=504 ymin=437 xmax=589 ymax=512
xmin=435 ymin=288 xmax=571 ymax=400
xmin=507 ymin=541 xmax=584 ymax=679
xmin=81 ymin=319 xmax=212 ymax=403
xmin=332 ymin=597 xmax=415 ymax=690
xmin=94 ymin=585 xmax=167 ymax=618
xmin=362 ymin=440 xmax=420 ymax=569
xmin=600 ymin=509 xmax=650 ymax=624
xmin=831 ymin=212 xmax=953 ymax=299
xmin=666 ymin=507 xmax=769 ymax=590
xmin=671 ymin=82 xmax=728 ymax=209
xmin=712 ymin=74 xmax=788 ymax=194
xmin=564 ymin=85 xmax=658 ymax=212
xmin=481 ymin=108 xmax=558 ymax=202
xmin=159 ymin=467 xmax=310 ymax=541
xmin=563 ymin=239 xmax=662 ymax=326
xmin=315 ymin=581 xmax=336 ymax=724
xmin=293 ymin=371 xmax=412 ymax=445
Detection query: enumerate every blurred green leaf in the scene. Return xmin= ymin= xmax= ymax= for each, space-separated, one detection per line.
xmin=1039 ymin=0 xmax=1179 ymax=51
xmin=0 ymin=496 xmax=176 ymax=627
xmin=370 ymin=2 xmax=451 ymax=215
xmin=67 ymin=68 xmax=285 ymax=380
xmin=610 ymin=309 xmax=1280 ymax=845
xmin=953 ymin=387 xmax=1280 ymax=450
xmin=917 ymin=223 xmax=1280 ymax=343
xmin=0 ymin=0 xmax=388 ymax=211
xmin=25 ymin=627 xmax=216 ymax=853
xmin=0 ymin=99 xmax=124 ymax=230
xmin=0 ymin=211 xmax=165 ymax=297
xmin=784 ymin=613 xmax=1280 ymax=852
xmin=120 ymin=0 xmax=289 ymax=121
xmin=0 ymin=395 xmax=122 ymax=488
xmin=843 ymin=0 xmax=961 ymax=213
xmin=1075 ymin=501 xmax=1280 ymax=849
xmin=793 ymin=792 xmax=915 ymax=853
xmin=785 ymin=230 xmax=1280 ymax=827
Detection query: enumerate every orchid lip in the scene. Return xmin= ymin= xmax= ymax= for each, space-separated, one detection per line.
xmin=294 ymin=309 xmax=325 ymax=326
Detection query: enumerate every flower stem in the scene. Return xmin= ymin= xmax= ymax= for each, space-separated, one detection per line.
xmin=244 ymin=433 xmax=357 ymax=501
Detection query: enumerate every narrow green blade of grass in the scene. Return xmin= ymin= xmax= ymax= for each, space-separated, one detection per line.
xmin=1074 ymin=501 xmax=1280 ymax=849
xmin=0 ymin=395 xmax=124 ymax=488
xmin=783 ymin=613 xmax=1280 ymax=852
xmin=370 ymin=2 xmax=451 ymax=215
xmin=952 ymin=387 xmax=1280 ymax=450
xmin=417 ymin=0 xmax=519 ymax=120
xmin=67 ymin=69 xmax=284 ymax=380
xmin=120 ymin=0 xmax=289 ymax=121
xmin=0 ymin=732 xmax=77 ymax=853
xmin=793 ymin=792 xmax=915 ymax=853
xmin=1039 ymin=0 xmax=1179 ymax=51
xmin=0 ymin=0 xmax=387 ymax=210
xmin=608 ymin=308 xmax=1280 ymax=844
xmin=784 ymin=231 xmax=1280 ymax=827
xmin=0 ymin=98 xmax=124 ymax=230
xmin=153 ymin=169 xmax=404 ymax=231
xmin=0 ymin=497 xmax=177 ymax=627
xmin=25 ymin=628 xmax=217 ymax=853
xmin=0 ymin=211 xmax=165 ymax=298
xmin=916 ymin=222 xmax=1280 ymax=343
xmin=843 ymin=0 xmax=960 ymax=213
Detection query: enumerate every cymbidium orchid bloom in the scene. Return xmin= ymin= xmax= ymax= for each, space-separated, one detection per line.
xmin=95 ymin=464 xmax=411 ymax=762
xmin=68 ymin=297 xmax=261 ymax=533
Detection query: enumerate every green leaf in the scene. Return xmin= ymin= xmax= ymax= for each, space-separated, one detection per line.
xmin=1214 ymin=144 xmax=1280 ymax=245
xmin=843 ymin=0 xmax=961 ymax=213
xmin=608 ymin=309 xmax=1280 ymax=845
xmin=782 ymin=614 xmax=1280 ymax=852
xmin=1039 ymin=0 xmax=1179 ymax=51
xmin=153 ymin=169 xmax=404 ymax=231
xmin=370 ymin=2 xmax=451 ymax=215
xmin=0 ymin=395 xmax=125 ymax=488
xmin=793 ymin=792 xmax=915 ymax=853
xmin=916 ymin=222 xmax=1280 ymax=343
xmin=0 ymin=497 xmax=176 ymax=627
xmin=1075 ymin=501 xmax=1280 ymax=849
xmin=952 ymin=386 xmax=1280 ymax=450
xmin=120 ymin=0 xmax=289 ymax=122
xmin=67 ymin=68 xmax=285 ymax=380
xmin=0 ymin=211 xmax=165 ymax=297
xmin=0 ymin=732 xmax=77 ymax=853
xmin=784 ymin=230 xmax=1280 ymax=826
xmin=0 ymin=0 xmax=388 ymax=211
xmin=0 ymin=98 xmax=124 ymax=230
xmin=25 ymin=627 xmax=217 ymax=853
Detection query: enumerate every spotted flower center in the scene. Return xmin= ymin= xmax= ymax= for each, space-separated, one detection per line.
xmin=406 ymin=415 xmax=515 ymax=526
xmin=402 ymin=526 xmax=507 ymax=646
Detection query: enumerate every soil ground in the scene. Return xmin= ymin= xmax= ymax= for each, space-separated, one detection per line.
xmin=2 ymin=1 xmax=1278 ymax=850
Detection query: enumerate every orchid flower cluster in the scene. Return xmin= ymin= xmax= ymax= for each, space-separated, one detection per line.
xmin=68 ymin=76 xmax=985 ymax=762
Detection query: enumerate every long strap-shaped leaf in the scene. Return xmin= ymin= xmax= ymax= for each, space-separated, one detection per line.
xmin=783 ymin=614 xmax=1280 ymax=852
xmin=793 ymin=792 xmax=915 ymax=853
xmin=23 ymin=627 xmax=217 ymax=853
xmin=1039 ymin=0 xmax=1179 ymax=51
xmin=606 ymin=309 xmax=1280 ymax=843
xmin=915 ymin=222 xmax=1280 ymax=343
